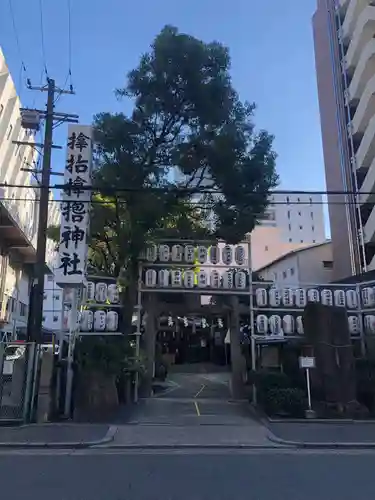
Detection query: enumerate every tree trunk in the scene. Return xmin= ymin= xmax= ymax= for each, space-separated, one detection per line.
xmin=143 ymin=295 xmax=158 ymax=397
xmin=229 ymin=296 xmax=246 ymax=399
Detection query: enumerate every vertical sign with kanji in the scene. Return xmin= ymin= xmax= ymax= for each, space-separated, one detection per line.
xmin=55 ymin=125 xmax=93 ymax=286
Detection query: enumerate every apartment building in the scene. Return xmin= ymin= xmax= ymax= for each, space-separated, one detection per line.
xmin=313 ymin=0 xmax=375 ymax=279
xmin=0 ymin=47 xmax=59 ymax=340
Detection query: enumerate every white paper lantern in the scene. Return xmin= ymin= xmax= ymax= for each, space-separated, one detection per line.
xmin=282 ymin=315 xmax=295 ymax=335
xmin=365 ymin=315 xmax=375 ymax=334
xmin=269 ymin=315 xmax=283 ymax=336
xmin=209 ymin=245 xmax=220 ymax=264
xmin=362 ymin=287 xmax=375 ymax=308
xmin=210 ymin=270 xmax=220 ymax=288
xmin=146 ymin=244 xmax=157 ymax=262
xmin=184 ymin=270 xmax=195 ymax=288
xmin=296 ymin=316 xmax=304 ymax=335
xmin=95 ymin=283 xmax=107 ymax=303
xmin=197 ymin=271 xmax=208 ymax=288
xmin=282 ymin=288 xmax=294 ymax=307
xmin=145 ymin=269 xmax=157 ymax=287
xmin=235 ymin=271 xmax=246 ymax=289
xmin=321 ymin=289 xmax=333 ymax=306
xmin=222 ymin=271 xmax=234 ymax=289
xmin=295 ymin=289 xmax=307 ymax=308
xmin=222 ymin=245 xmax=233 ymax=266
xmin=171 ymin=270 xmax=182 ymax=287
xmin=106 ymin=311 xmax=119 ymax=332
xmin=307 ymin=289 xmax=320 ymax=303
xmin=256 ymin=288 xmax=267 ymax=307
xmin=159 ymin=244 xmax=170 ymax=262
xmin=80 ymin=310 xmax=93 ymax=331
xmin=256 ymin=315 xmax=268 ymax=335
xmin=94 ymin=310 xmax=106 ymax=331
xmin=269 ymin=288 xmax=281 ymax=307
xmin=197 ymin=246 xmax=208 ymax=264
xmin=346 ymin=289 xmax=358 ymax=310
xmin=334 ymin=289 xmax=346 ymax=307
xmin=171 ymin=244 xmax=184 ymax=262
xmin=348 ymin=316 xmax=360 ymax=335
xmin=107 ymin=284 xmax=119 ymax=304
xmin=183 ymin=245 xmax=195 ymax=263
xmin=234 ymin=245 xmax=246 ymax=266
xmin=86 ymin=281 xmax=95 ymax=301
xmin=158 ymin=269 xmax=170 ymax=287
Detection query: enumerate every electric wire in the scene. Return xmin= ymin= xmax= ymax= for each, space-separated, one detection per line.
xmin=7 ymin=0 xmax=28 ymax=86
xmin=38 ymin=0 xmax=48 ymax=77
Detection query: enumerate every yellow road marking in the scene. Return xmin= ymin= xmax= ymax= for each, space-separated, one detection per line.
xmin=194 ymin=401 xmax=201 ymax=416
xmin=194 ymin=384 xmax=205 ymax=398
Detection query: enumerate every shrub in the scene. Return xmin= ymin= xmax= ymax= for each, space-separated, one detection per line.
xmin=264 ymin=387 xmax=306 ymax=417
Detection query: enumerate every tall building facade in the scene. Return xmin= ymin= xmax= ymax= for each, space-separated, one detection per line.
xmin=312 ymin=0 xmax=375 ymax=279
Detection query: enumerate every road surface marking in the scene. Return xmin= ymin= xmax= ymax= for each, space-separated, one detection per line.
xmin=194 ymin=401 xmax=201 ymax=416
xmin=194 ymin=384 xmax=206 ymax=398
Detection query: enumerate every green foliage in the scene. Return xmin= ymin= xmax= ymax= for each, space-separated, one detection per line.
xmin=248 ymin=369 xmax=291 ymax=393
xmin=264 ymin=388 xmax=306 ymax=417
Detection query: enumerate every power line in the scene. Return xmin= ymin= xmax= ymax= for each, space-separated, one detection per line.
xmin=67 ymin=0 xmax=73 ymax=88
xmin=38 ymin=0 xmax=48 ymax=77
xmin=7 ymin=0 xmax=27 ymax=77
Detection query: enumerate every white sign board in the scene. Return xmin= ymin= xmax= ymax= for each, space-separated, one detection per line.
xmin=55 ymin=125 xmax=93 ymax=286
xmin=299 ymin=356 xmax=315 ymax=369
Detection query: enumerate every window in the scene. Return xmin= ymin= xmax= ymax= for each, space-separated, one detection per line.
xmin=0 ymin=104 xmax=3 ymax=116
xmin=323 ymin=260 xmax=333 ymax=269
xmin=313 ymin=239 xmax=316 ymax=243
xmin=289 ymin=238 xmax=292 ymax=242
xmin=310 ymin=211 xmax=314 ymax=219
xmin=312 ymin=225 xmax=315 ymax=232
xmin=287 ymin=210 xmax=291 ymax=219
xmin=309 ymin=197 xmax=313 ymax=205
xmin=6 ymin=124 xmax=12 ymax=140
xmin=286 ymin=196 xmax=290 ymax=204
xmin=300 ymin=239 xmax=304 ymax=243
xmin=299 ymin=225 xmax=303 ymax=230
xmin=297 ymin=197 xmax=300 ymax=202
xmin=288 ymin=223 xmax=291 ymax=231
xmin=282 ymin=271 xmax=287 ymax=279
xmin=290 ymin=268 xmax=295 ymax=276
xmin=20 ymin=303 xmax=27 ymax=317
xmin=298 ymin=211 xmax=301 ymax=216
xmin=264 ymin=245 xmax=269 ymax=251
xmin=273 ymin=272 xmax=277 ymax=280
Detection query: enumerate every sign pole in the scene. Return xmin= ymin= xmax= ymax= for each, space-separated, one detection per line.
xmin=306 ymin=367 xmax=312 ymax=411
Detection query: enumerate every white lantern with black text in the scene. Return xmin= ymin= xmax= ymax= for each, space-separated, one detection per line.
xmin=282 ymin=315 xmax=295 ymax=335
xmin=234 ymin=245 xmax=245 ymax=266
xmin=158 ymin=269 xmax=170 ymax=287
xmin=159 ymin=244 xmax=170 ymax=262
xmin=107 ymin=284 xmax=119 ymax=304
xmin=296 ymin=316 xmax=304 ymax=335
xmin=235 ymin=271 xmax=246 ymax=289
xmin=348 ymin=316 xmax=360 ymax=335
xmin=197 ymin=271 xmax=208 ymax=288
xmin=80 ymin=310 xmax=93 ymax=331
xmin=171 ymin=270 xmax=182 ymax=287
xmin=365 ymin=315 xmax=375 ymax=334
xmin=86 ymin=281 xmax=95 ymax=301
xmin=334 ymin=289 xmax=346 ymax=307
xmin=295 ymin=289 xmax=307 ymax=308
xmin=282 ymin=288 xmax=294 ymax=307
xmin=222 ymin=245 xmax=233 ymax=266
xmin=145 ymin=269 xmax=157 ymax=287
xmin=94 ymin=310 xmax=106 ymax=331
xmin=171 ymin=244 xmax=183 ymax=262
xmin=184 ymin=245 xmax=195 ymax=263
xmin=269 ymin=315 xmax=283 ymax=336
xmin=146 ymin=245 xmax=157 ymax=262
xmin=346 ymin=289 xmax=358 ymax=310
xmin=95 ymin=283 xmax=107 ymax=303
xmin=321 ymin=289 xmax=333 ymax=306
xmin=256 ymin=315 xmax=268 ymax=335
xmin=184 ymin=270 xmax=195 ymax=288
xmin=269 ymin=288 xmax=281 ymax=307
xmin=197 ymin=246 xmax=207 ymax=264
xmin=209 ymin=246 xmax=220 ymax=264
xmin=256 ymin=288 xmax=267 ymax=307
xmin=106 ymin=311 xmax=119 ymax=332
xmin=362 ymin=288 xmax=375 ymax=308
xmin=307 ymin=289 xmax=320 ymax=303
xmin=222 ymin=271 xmax=234 ymax=289
xmin=210 ymin=270 xmax=220 ymax=288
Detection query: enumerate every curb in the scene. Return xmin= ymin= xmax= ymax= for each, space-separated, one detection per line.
xmin=0 ymin=425 xmax=118 ymax=449
xmin=267 ymin=432 xmax=375 ymax=449
xmin=92 ymin=443 xmax=282 ymax=450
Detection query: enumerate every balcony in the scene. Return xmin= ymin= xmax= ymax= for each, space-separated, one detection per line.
xmin=345 ymin=6 xmax=375 ymax=70
xmin=364 ymin=204 xmax=375 ymax=243
xmin=342 ymin=0 xmax=369 ymax=41
xmin=348 ymin=38 xmax=375 ymax=102
xmin=359 ymin=155 xmax=375 ymax=204
xmin=355 ymin=113 xmax=375 ymax=169
xmin=352 ymin=73 xmax=375 ymax=134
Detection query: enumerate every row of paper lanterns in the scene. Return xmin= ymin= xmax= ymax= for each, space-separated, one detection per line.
xmin=85 ymin=282 xmax=120 ymax=304
xmin=255 ymin=288 xmax=359 ymax=309
xmin=145 ymin=269 xmax=247 ymax=288
xmin=80 ymin=310 xmax=119 ymax=332
xmin=145 ymin=244 xmax=246 ymax=266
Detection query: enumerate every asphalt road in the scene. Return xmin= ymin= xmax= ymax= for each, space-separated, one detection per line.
xmin=0 ymin=449 xmax=374 ymax=499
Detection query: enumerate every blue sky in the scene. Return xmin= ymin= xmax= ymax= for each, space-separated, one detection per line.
xmin=0 ymin=0 xmax=324 ymax=198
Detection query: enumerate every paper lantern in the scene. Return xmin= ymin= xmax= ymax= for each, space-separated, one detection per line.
xmin=197 ymin=246 xmax=208 ymax=264
xmin=107 ymin=284 xmax=119 ymax=304
xmin=222 ymin=271 xmax=234 ymax=289
xmin=348 ymin=316 xmax=360 ymax=335
xmin=184 ymin=270 xmax=195 ymax=288
xmin=222 ymin=245 xmax=233 ymax=266
xmin=146 ymin=245 xmax=157 ymax=262
xmin=95 ymin=283 xmax=107 ymax=303
xmin=234 ymin=245 xmax=246 ymax=266
xmin=282 ymin=315 xmax=295 ymax=335
xmin=94 ymin=310 xmax=106 ymax=331
xmin=255 ymin=288 xmax=267 ymax=307
xmin=171 ymin=244 xmax=184 ymax=262
xmin=256 ymin=315 xmax=268 ymax=335
xmin=334 ymin=289 xmax=346 ymax=307
xmin=106 ymin=311 xmax=119 ymax=332
xmin=346 ymin=289 xmax=358 ymax=310
xmin=362 ymin=288 xmax=375 ymax=308
xmin=86 ymin=281 xmax=95 ymax=301
xmin=210 ymin=270 xmax=220 ymax=288
xmin=295 ymin=289 xmax=307 ymax=308
xmin=159 ymin=244 xmax=170 ymax=262
xmin=197 ymin=271 xmax=208 ymax=288
xmin=296 ymin=316 xmax=304 ymax=335
xmin=269 ymin=288 xmax=281 ymax=307
xmin=158 ymin=269 xmax=170 ymax=287
xmin=307 ymin=289 xmax=320 ymax=303
xmin=269 ymin=315 xmax=283 ymax=336
xmin=80 ymin=310 xmax=93 ymax=331
xmin=235 ymin=271 xmax=246 ymax=289
xmin=171 ymin=270 xmax=182 ymax=287
xmin=282 ymin=288 xmax=294 ymax=307
xmin=145 ymin=269 xmax=157 ymax=287
xmin=209 ymin=245 xmax=220 ymax=264
xmin=364 ymin=315 xmax=375 ymax=334
xmin=321 ymin=289 xmax=333 ymax=306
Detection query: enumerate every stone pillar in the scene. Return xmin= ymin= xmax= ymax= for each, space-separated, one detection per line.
xmin=229 ymin=296 xmax=246 ymax=399
xmin=143 ymin=295 xmax=157 ymax=397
